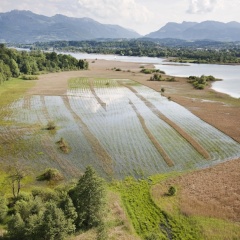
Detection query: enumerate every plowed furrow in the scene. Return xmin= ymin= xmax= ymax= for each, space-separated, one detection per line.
xmin=62 ymin=96 xmax=114 ymax=177
xmin=89 ymin=79 xmax=107 ymax=110
xmin=119 ymin=81 xmax=210 ymax=160
xmin=129 ymin=100 xmax=174 ymax=167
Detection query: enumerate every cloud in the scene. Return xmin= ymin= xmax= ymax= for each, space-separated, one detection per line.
xmin=187 ymin=0 xmax=220 ymax=14
xmin=77 ymin=0 xmax=151 ymax=24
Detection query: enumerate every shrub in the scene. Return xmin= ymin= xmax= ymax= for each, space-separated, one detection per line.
xmin=168 ymin=186 xmax=176 ymax=196
xmin=56 ymin=137 xmax=70 ymax=153
xmin=161 ymin=87 xmax=165 ymax=93
xmin=141 ymin=68 xmax=154 ymax=74
xmin=150 ymin=73 xmax=162 ymax=81
xmin=166 ymin=77 xmax=176 ymax=82
xmin=46 ymin=121 xmax=56 ymax=130
xmin=37 ymin=168 xmax=63 ymax=182
xmin=21 ymin=75 xmax=39 ymax=80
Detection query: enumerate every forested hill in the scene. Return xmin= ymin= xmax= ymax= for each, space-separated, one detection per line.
xmin=146 ymin=21 xmax=240 ymax=41
xmin=0 ymin=10 xmax=140 ymax=43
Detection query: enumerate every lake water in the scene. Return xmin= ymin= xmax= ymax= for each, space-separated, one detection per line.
xmin=155 ymin=62 xmax=240 ymax=99
xmin=69 ymin=52 xmax=240 ymax=98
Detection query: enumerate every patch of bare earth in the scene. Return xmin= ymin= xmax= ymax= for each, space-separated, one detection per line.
xmin=154 ymin=158 xmax=240 ymax=222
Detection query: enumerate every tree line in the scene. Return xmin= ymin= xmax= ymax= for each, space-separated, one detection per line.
xmin=0 ymin=44 xmax=88 ymax=85
xmin=20 ymin=39 xmax=240 ymax=64
xmin=0 ymin=166 xmax=106 ymax=240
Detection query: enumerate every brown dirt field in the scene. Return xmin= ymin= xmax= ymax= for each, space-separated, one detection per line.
xmin=29 ymin=59 xmax=240 ymax=143
xmin=152 ymin=158 xmax=240 ymax=222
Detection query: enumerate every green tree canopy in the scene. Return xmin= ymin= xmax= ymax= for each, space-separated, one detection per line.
xmin=71 ymin=166 xmax=106 ymax=230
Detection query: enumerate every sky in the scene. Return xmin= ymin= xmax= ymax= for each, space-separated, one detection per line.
xmin=0 ymin=0 xmax=239 ymax=35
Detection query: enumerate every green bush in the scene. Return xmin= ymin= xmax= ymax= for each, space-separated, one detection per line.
xmin=168 ymin=186 xmax=176 ymax=196
xmin=21 ymin=75 xmax=39 ymax=80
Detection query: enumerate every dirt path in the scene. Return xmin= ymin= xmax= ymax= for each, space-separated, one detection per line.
xmin=31 ymin=59 xmax=240 ymax=144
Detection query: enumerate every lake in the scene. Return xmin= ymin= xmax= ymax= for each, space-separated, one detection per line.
xmin=68 ymin=52 xmax=240 ymax=98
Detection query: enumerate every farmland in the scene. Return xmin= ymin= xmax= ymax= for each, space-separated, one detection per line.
xmin=0 ymin=59 xmax=240 ymax=239
xmin=1 ymin=76 xmax=239 ymax=179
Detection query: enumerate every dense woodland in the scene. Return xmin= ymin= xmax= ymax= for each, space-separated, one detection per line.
xmin=18 ymin=39 xmax=240 ymax=64
xmin=0 ymin=44 xmax=88 ymax=84
xmin=0 ymin=166 xmax=106 ymax=240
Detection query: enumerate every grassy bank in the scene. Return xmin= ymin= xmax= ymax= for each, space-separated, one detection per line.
xmin=0 ymin=78 xmax=35 ymax=125
xmin=111 ymin=172 xmax=240 ymax=240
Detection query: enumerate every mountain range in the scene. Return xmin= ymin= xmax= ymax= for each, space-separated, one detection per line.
xmin=146 ymin=21 xmax=240 ymax=41
xmin=1 ymin=10 xmax=240 ymax=43
xmin=0 ymin=10 xmax=140 ymax=43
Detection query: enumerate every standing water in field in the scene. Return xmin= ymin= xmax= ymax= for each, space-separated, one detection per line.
xmin=3 ymin=78 xmax=240 ymax=179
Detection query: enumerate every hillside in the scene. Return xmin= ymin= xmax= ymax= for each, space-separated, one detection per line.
xmin=0 ymin=10 xmax=141 ymax=43
xmin=146 ymin=20 xmax=240 ymax=41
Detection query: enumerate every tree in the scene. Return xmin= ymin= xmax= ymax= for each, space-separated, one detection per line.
xmin=38 ymin=202 xmax=73 ymax=240
xmin=7 ymin=163 xmax=29 ymax=198
xmin=78 ymin=59 xmax=88 ymax=69
xmin=7 ymin=213 xmax=26 ymax=240
xmin=0 ymin=196 xmax=8 ymax=222
xmin=9 ymin=59 xmax=20 ymax=77
xmin=0 ymin=60 xmax=12 ymax=83
xmin=71 ymin=166 xmax=106 ymax=230
xmin=20 ymin=59 xmax=32 ymax=74
xmin=7 ymin=196 xmax=75 ymax=240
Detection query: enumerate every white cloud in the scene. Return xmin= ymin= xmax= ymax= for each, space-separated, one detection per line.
xmin=187 ymin=0 xmax=220 ymax=14
xmin=77 ymin=0 xmax=151 ymax=24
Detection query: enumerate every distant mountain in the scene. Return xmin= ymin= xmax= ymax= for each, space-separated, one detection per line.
xmin=0 ymin=10 xmax=141 ymax=43
xmin=146 ymin=21 xmax=240 ymax=41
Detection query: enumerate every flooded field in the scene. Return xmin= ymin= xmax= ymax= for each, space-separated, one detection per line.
xmin=1 ymin=78 xmax=240 ymax=179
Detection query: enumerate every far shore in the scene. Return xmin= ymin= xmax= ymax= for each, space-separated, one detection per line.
xmin=32 ymin=59 xmax=240 ymax=143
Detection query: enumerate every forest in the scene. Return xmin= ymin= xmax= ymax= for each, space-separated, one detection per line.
xmin=0 ymin=44 xmax=88 ymax=84
xmin=0 ymin=166 xmax=107 ymax=240
xmin=16 ymin=39 xmax=240 ymax=64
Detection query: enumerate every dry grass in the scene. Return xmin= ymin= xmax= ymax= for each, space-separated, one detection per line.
xmin=71 ymin=191 xmax=140 ymax=240
xmin=106 ymin=191 xmax=141 ymax=240
xmin=69 ymin=229 xmax=97 ymax=240
xmin=152 ymin=158 xmax=240 ymax=222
